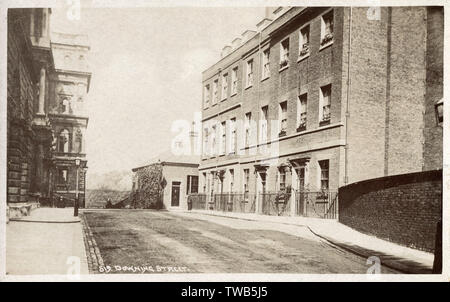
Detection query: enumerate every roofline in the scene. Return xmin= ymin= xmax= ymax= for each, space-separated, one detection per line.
xmin=201 ymin=6 xmax=298 ymax=75
xmin=131 ymin=161 xmax=199 ymax=172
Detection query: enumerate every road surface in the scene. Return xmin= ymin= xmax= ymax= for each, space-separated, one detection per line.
xmin=82 ymin=210 xmax=399 ymax=274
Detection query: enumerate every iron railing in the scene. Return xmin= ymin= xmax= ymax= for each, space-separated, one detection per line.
xmin=187 ymin=193 xmax=207 ymax=210
xmin=260 ymin=191 xmax=291 ymax=216
xmin=188 ymin=192 xmax=256 ymax=213
xmin=294 ymin=191 xmax=338 ymax=219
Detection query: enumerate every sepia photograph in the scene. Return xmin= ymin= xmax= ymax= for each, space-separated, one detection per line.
xmin=0 ymin=0 xmax=447 ymax=284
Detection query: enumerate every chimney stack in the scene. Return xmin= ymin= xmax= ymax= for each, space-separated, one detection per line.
xmin=241 ymin=29 xmax=257 ymax=41
xmin=221 ymin=45 xmax=232 ymax=58
xmin=256 ymin=17 xmax=273 ymax=31
xmin=231 ymin=37 xmax=242 ymax=49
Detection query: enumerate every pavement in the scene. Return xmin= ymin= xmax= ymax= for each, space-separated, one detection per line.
xmin=183 ymin=209 xmax=435 ymax=274
xmin=6 ymin=208 xmax=88 ymax=276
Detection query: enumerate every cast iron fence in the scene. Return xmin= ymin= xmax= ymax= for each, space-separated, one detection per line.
xmin=260 ymin=191 xmax=291 ymax=216
xmin=294 ymin=190 xmax=338 ymax=219
xmin=187 ymin=193 xmax=207 ymax=210
xmin=188 ymin=192 xmax=256 ymax=213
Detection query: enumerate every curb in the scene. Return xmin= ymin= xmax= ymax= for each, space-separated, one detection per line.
xmin=9 ymin=218 xmax=81 ymax=223
xmin=183 ymin=210 xmax=432 ymax=274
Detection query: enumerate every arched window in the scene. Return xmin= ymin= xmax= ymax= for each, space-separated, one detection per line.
xmin=59 ymin=129 xmax=70 ymax=153
xmin=74 ymin=130 xmax=82 ymax=153
xmin=60 ymin=97 xmax=71 ymax=114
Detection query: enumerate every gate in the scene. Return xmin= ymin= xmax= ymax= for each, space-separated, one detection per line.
xmin=260 ymin=191 xmax=291 ymax=216
xmin=295 ymin=191 xmax=338 ymax=219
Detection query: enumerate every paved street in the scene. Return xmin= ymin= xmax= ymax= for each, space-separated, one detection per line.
xmin=82 ymin=210 xmax=399 ymax=274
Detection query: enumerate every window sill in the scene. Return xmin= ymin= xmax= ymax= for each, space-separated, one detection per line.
xmin=244 ymin=84 xmax=253 ymax=90
xmin=319 ymin=40 xmax=333 ymax=51
xmin=297 ymin=53 xmax=310 ymax=62
xmin=211 ymin=103 xmax=218 ymax=107
xmin=296 ymin=125 xmax=306 ymax=132
xmin=279 ymin=65 xmax=289 ymax=72
xmin=221 ymin=97 xmax=227 ymax=102
xmin=319 ymin=119 xmax=331 ymax=127
xmin=261 ymin=76 xmax=270 ymax=82
xmin=230 ymin=92 xmax=237 ymax=97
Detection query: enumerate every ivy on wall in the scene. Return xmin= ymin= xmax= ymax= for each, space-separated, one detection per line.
xmin=131 ymin=163 xmax=166 ymax=209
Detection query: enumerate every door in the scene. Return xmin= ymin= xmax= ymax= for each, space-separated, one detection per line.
xmin=171 ymin=181 xmax=181 ymax=207
xmin=296 ymin=167 xmax=306 ymax=216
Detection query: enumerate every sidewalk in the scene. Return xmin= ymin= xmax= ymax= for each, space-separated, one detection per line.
xmin=185 ymin=209 xmax=434 ymax=274
xmin=6 ymin=208 xmax=88 ymax=276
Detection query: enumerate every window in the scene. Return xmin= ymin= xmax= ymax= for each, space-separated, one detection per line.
xmin=296 ymin=166 xmax=305 ymax=191
xmin=279 ymin=101 xmax=287 ymax=136
xmin=319 ymin=160 xmax=329 ymax=191
xmin=321 ymin=10 xmax=334 ymax=47
xmin=229 ymin=169 xmax=234 ymax=192
xmin=187 ymin=175 xmax=199 ymax=194
xmin=60 ymin=97 xmax=71 ymax=114
xmin=279 ymin=169 xmax=286 ymax=191
xmin=299 ymin=25 xmax=310 ymax=58
xmin=229 ymin=118 xmax=236 ymax=154
xmin=280 ymin=38 xmax=290 ymax=68
xmin=59 ymin=129 xmax=70 ymax=153
xmin=297 ymin=94 xmax=307 ymax=131
xmin=204 ymin=84 xmax=210 ymax=108
xmin=74 ymin=131 xmax=82 ymax=153
xmin=320 ymin=84 xmax=331 ymax=124
xmin=211 ymin=125 xmax=217 ymax=155
xmin=231 ymin=67 xmax=238 ymax=95
xmin=246 ymin=59 xmax=254 ymax=87
xmin=245 ymin=112 xmax=252 ymax=147
xmin=221 ymin=73 xmax=228 ymax=100
xmin=262 ymin=49 xmax=270 ymax=79
xmin=212 ymin=80 xmax=218 ymax=104
xmin=203 ymin=127 xmax=209 ymax=156
xmin=202 ymin=172 xmax=207 ymax=193
xmin=260 ymin=106 xmax=268 ymax=143
xmin=243 ymin=169 xmax=250 ymax=192
xmin=220 ymin=121 xmax=226 ymax=155
xmin=58 ymin=168 xmax=68 ymax=185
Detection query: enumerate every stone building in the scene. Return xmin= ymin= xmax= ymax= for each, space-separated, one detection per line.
xmin=48 ymin=32 xmax=91 ymax=207
xmin=6 ymin=9 xmax=91 ymax=217
xmin=198 ymin=7 xmax=443 ymax=216
xmin=131 ymin=127 xmax=200 ymax=210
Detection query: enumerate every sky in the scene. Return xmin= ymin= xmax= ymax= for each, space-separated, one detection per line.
xmin=50 ymin=6 xmax=266 ymax=177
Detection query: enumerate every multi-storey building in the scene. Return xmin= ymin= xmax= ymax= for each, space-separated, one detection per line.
xmin=198 ymin=7 xmax=443 ymax=216
xmin=48 ymin=33 xmax=91 ymax=207
xmin=6 ymin=9 xmax=91 ymax=217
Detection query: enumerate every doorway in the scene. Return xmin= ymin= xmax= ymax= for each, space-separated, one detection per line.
xmin=171 ymin=181 xmax=181 ymax=207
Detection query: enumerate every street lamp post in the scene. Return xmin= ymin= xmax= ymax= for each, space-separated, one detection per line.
xmin=74 ymin=158 xmax=80 ymax=217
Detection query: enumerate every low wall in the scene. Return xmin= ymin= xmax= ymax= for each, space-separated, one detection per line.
xmin=339 ymin=170 xmax=442 ymax=253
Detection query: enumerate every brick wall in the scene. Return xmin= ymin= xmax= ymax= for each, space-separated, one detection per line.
xmin=339 ymin=170 xmax=442 ymax=252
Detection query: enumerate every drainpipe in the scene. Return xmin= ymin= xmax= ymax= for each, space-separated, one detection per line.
xmin=344 ymin=7 xmax=353 ymax=185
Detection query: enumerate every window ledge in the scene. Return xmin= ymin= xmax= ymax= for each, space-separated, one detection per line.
xmin=319 ymin=119 xmax=331 ymax=126
xmin=221 ymin=97 xmax=227 ymax=102
xmin=261 ymin=76 xmax=270 ymax=82
xmin=297 ymin=53 xmax=310 ymax=62
xmin=245 ymin=84 xmax=253 ymax=90
xmin=319 ymin=40 xmax=334 ymax=51
xmin=230 ymin=92 xmax=237 ymax=97
xmin=279 ymin=65 xmax=289 ymax=72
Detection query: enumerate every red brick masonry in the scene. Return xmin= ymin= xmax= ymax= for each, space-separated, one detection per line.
xmin=339 ymin=170 xmax=442 ymax=253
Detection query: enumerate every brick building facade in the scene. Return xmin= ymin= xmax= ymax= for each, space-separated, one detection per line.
xmin=6 ymin=9 xmax=91 ymax=217
xmin=197 ymin=7 xmax=443 ymax=216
